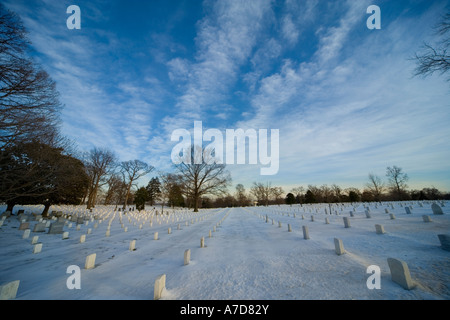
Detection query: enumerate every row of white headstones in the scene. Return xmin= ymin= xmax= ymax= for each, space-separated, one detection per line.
xmin=1 ymin=201 xmax=447 ymax=299
xmin=244 ymin=201 xmax=448 ymax=291
xmin=0 ymin=206 xmax=230 ymax=300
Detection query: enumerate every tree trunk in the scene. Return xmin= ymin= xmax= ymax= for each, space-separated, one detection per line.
xmin=123 ymin=182 xmax=132 ymax=210
xmin=193 ymin=191 xmax=199 ymax=212
xmin=41 ymin=202 xmax=51 ymax=217
xmin=6 ymin=202 xmax=15 ymax=213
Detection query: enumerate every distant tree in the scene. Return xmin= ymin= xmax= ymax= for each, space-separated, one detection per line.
xmin=235 ymin=184 xmax=249 ymax=207
xmin=168 ymin=183 xmax=185 ymax=208
xmin=271 ymin=186 xmax=284 ymax=205
xmin=413 ymin=12 xmax=450 ymax=82
xmin=366 ymin=173 xmax=385 ymax=201
xmin=291 ymin=186 xmax=305 ymax=204
xmin=250 ymin=182 xmax=272 ymax=206
xmin=134 ymin=187 xmax=148 ymax=211
xmin=285 ymin=192 xmax=296 ymax=205
xmin=320 ymin=184 xmax=333 ymax=203
xmin=146 ymin=177 xmax=162 ymax=206
xmin=174 ymin=145 xmax=231 ymax=212
xmin=119 ymin=160 xmax=154 ymax=210
xmin=386 ymin=165 xmax=409 ymax=200
xmin=348 ymin=190 xmax=360 ymax=202
xmin=331 ymin=184 xmax=342 ymax=202
xmin=103 ymin=174 xmax=124 ymax=205
xmin=84 ymin=148 xmax=116 ymax=209
xmin=304 ymin=190 xmax=316 ymax=204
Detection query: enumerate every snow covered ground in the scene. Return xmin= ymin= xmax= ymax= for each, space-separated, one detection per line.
xmin=0 ymin=201 xmax=449 ymax=300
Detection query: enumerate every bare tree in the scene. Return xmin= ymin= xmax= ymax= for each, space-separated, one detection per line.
xmin=174 ymin=145 xmax=231 ymax=212
xmin=250 ymin=182 xmax=272 ymax=206
xmin=0 ymin=4 xmax=62 ymax=149
xmin=159 ymin=173 xmax=182 ymax=214
xmin=413 ymin=12 xmax=450 ymax=82
xmin=120 ymin=160 xmax=154 ymax=210
xmin=320 ymin=184 xmax=333 ymax=203
xmin=291 ymin=186 xmax=305 ymax=204
xmin=84 ymin=148 xmax=116 ymax=209
xmin=235 ymin=184 xmax=249 ymax=207
xmin=271 ymin=186 xmax=284 ymax=205
xmin=103 ymin=173 xmax=124 ymax=205
xmin=386 ymin=166 xmax=409 ymax=200
xmin=366 ymin=173 xmax=385 ymax=201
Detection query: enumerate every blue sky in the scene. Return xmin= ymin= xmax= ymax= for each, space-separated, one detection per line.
xmin=4 ymin=0 xmax=450 ymax=193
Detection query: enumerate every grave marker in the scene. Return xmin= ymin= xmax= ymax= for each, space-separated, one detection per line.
xmin=387 ymin=258 xmax=415 ymax=290
xmin=33 ymin=222 xmax=46 ymax=232
xmin=19 ymin=222 xmax=30 ymax=230
xmin=48 ymin=222 xmax=65 ymax=234
xmin=302 ymin=226 xmax=310 ymax=240
xmin=33 ymin=243 xmax=42 ymax=254
xmin=22 ymin=229 xmax=31 ymax=239
xmin=184 ymin=249 xmax=191 ymax=265
xmin=31 ymin=236 xmax=39 ymax=245
xmin=200 ymin=236 xmax=205 ymax=248
xmin=0 ymin=280 xmax=20 ymax=300
xmin=334 ymin=238 xmax=345 ymax=255
xmin=431 ymin=203 xmax=444 ymax=215
xmin=85 ymin=253 xmax=96 ymax=269
xmin=154 ymin=274 xmax=166 ymax=300
xmin=343 ymin=217 xmax=351 ymax=228
xmin=62 ymin=231 xmax=69 ymax=240
xmin=437 ymin=234 xmax=450 ymax=251
xmin=129 ymin=240 xmax=136 ymax=251
xmin=154 ymin=232 xmax=159 ymax=240
xmin=422 ymin=215 xmax=432 ymax=222
xmin=405 ymin=207 xmax=411 ymax=215
xmin=375 ymin=224 xmax=385 ymax=234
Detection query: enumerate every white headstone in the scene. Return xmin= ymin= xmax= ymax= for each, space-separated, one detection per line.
xmin=85 ymin=253 xmax=96 ymax=269
xmin=0 ymin=280 xmax=20 ymax=300
xmin=375 ymin=224 xmax=385 ymax=234
xmin=184 ymin=249 xmax=191 ymax=266
xmin=431 ymin=203 xmax=444 ymax=215
xmin=129 ymin=240 xmax=136 ymax=251
xmin=343 ymin=217 xmax=351 ymax=228
xmin=154 ymin=274 xmax=166 ymax=300
xmin=22 ymin=229 xmax=31 ymax=239
xmin=302 ymin=226 xmax=310 ymax=240
xmin=387 ymin=258 xmax=415 ymax=290
xmin=200 ymin=236 xmax=205 ymax=248
xmin=31 ymin=236 xmax=39 ymax=245
xmin=334 ymin=238 xmax=345 ymax=255
xmin=33 ymin=243 xmax=42 ymax=254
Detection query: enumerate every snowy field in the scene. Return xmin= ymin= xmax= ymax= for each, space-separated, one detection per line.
xmin=0 ymin=201 xmax=449 ymax=300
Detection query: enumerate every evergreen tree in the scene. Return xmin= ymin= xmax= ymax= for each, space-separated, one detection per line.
xmin=146 ymin=177 xmax=161 ymax=206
